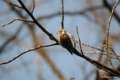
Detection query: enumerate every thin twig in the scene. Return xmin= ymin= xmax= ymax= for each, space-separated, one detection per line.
xmin=61 ymin=0 xmax=64 ymax=29
xmin=81 ymin=43 xmax=104 ymax=51
xmin=83 ymin=51 xmax=119 ymax=59
xmin=0 ymin=43 xmax=58 ymax=65
xmin=105 ymin=0 xmax=119 ymax=69
xmin=76 ymin=26 xmax=84 ymax=55
xmin=6 ymin=0 xmax=22 ymax=8
xmin=71 ymin=36 xmax=76 ymax=48
xmin=67 ymin=33 xmax=104 ymax=52
xmin=31 ymin=0 xmax=35 ymax=14
xmin=110 ymin=47 xmax=120 ymax=61
xmin=0 ymin=18 xmax=34 ymax=27
xmin=67 ymin=33 xmax=120 ymax=58
xmin=100 ymin=45 xmax=120 ymax=61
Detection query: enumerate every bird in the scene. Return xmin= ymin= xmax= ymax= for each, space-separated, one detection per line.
xmin=57 ymin=29 xmax=78 ymax=55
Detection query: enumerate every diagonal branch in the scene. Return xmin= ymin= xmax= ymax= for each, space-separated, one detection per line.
xmin=0 ymin=43 xmax=58 ymax=65
xmin=0 ymin=18 xmax=33 ymax=27
xmin=18 ymin=0 xmax=58 ymax=42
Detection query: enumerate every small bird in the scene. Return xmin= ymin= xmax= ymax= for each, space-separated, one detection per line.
xmin=57 ymin=29 xmax=77 ymax=55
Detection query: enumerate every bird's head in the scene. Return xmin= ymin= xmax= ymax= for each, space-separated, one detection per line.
xmin=57 ymin=29 xmax=66 ymax=35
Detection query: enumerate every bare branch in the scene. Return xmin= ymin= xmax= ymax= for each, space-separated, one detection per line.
xmin=100 ymin=45 xmax=120 ymax=61
xmin=6 ymin=0 xmax=22 ymax=8
xmin=31 ymin=0 xmax=35 ymax=14
xmin=61 ymin=0 xmax=64 ymax=29
xmin=76 ymin=26 xmax=84 ymax=55
xmin=0 ymin=18 xmax=34 ymax=27
xmin=82 ymin=43 xmax=104 ymax=51
xmin=68 ymin=33 xmax=105 ymax=52
xmin=0 ymin=43 xmax=58 ymax=65
xmin=83 ymin=51 xmax=119 ymax=59
xmin=105 ymin=0 xmax=119 ymax=69
xmin=67 ymin=33 xmax=105 ymax=52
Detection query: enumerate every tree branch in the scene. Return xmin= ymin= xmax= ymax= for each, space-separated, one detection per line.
xmin=61 ymin=0 xmax=64 ymax=29
xmin=0 ymin=43 xmax=58 ymax=65
xmin=18 ymin=0 xmax=58 ymax=42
